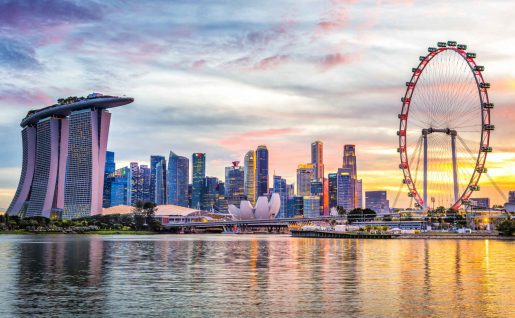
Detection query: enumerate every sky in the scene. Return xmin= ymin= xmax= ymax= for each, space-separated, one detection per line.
xmin=0 ymin=0 xmax=514 ymax=209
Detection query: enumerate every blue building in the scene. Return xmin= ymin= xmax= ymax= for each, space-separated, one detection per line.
xmin=337 ymin=168 xmax=354 ymax=210
xmin=168 ymin=151 xmax=189 ymax=207
xmin=110 ymin=167 xmax=132 ymax=207
xmin=310 ymin=179 xmax=324 ymax=216
xmin=273 ymin=176 xmax=288 ymax=218
xmin=191 ymin=153 xmax=206 ymax=209
xmin=256 ymin=145 xmax=269 ymax=197
xmin=150 ymin=155 xmax=166 ymax=205
xmin=103 ymin=151 xmax=116 ymax=208
xmin=303 ymin=196 xmax=320 ymax=218
xmin=201 ymin=176 xmax=219 ymax=211
xmin=225 ymin=162 xmax=245 ymax=207
xmin=140 ymin=165 xmax=151 ymax=202
xmin=287 ymin=196 xmax=304 ymax=218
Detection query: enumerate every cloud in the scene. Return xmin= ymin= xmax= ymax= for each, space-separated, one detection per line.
xmin=0 ymin=38 xmax=41 ymax=69
xmin=0 ymin=0 xmax=105 ymax=32
xmin=253 ymin=55 xmax=289 ymax=70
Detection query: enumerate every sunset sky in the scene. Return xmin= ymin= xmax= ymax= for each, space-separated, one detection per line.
xmin=1 ymin=0 xmax=514 ymax=209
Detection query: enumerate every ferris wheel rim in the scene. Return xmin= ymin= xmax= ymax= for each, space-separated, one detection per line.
xmin=397 ymin=42 xmax=492 ymax=210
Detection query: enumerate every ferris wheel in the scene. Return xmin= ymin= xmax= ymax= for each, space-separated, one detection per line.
xmin=398 ymin=41 xmax=493 ymax=210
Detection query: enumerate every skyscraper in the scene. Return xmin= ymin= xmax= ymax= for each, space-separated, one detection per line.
xmin=102 ymin=151 xmax=116 ymax=208
xmin=310 ymin=179 xmax=323 ymax=216
xmin=191 ymin=153 xmax=206 ymax=209
xmin=140 ymin=165 xmax=151 ymax=202
xmin=7 ymin=94 xmax=133 ymax=219
xmin=256 ymin=145 xmax=269 ymax=197
xmin=356 ymin=179 xmax=363 ymax=209
xmin=150 ymin=155 xmax=166 ymax=205
xmin=244 ymin=150 xmax=256 ymax=205
xmin=225 ymin=161 xmax=245 ymax=207
xmin=337 ymin=167 xmax=354 ymax=210
xmin=311 ymin=140 xmax=324 ymax=181
xmin=110 ymin=166 xmax=132 ymax=207
xmin=167 ymin=151 xmax=189 ymax=207
xmin=273 ymin=175 xmax=288 ymax=218
xmin=130 ymin=162 xmax=141 ymax=205
xmin=201 ymin=176 xmax=219 ymax=211
xmin=328 ymin=173 xmax=338 ymax=209
xmin=303 ymin=196 xmax=321 ymax=218
xmin=365 ymin=191 xmax=390 ymax=215
xmin=296 ymin=163 xmax=315 ymax=196
xmin=342 ymin=144 xmax=358 ymax=209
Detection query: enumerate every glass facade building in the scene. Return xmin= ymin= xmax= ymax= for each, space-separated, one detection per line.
xmin=311 ymin=140 xmax=324 ymax=181
xmin=296 ymin=163 xmax=315 ymax=196
xmin=337 ymin=168 xmax=354 ymax=210
xmin=365 ymin=191 xmax=390 ymax=215
xmin=256 ymin=145 xmax=269 ymax=197
xmin=102 ymin=151 xmax=116 ymax=208
xmin=303 ymin=196 xmax=320 ymax=218
xmin=191 ymin=153 xmax=206 ymax=209
xmin=150 ymin=155 xmax=166 ymax=205
xmin=244 ymin=150 xmax=256 ymax=205
xmin=328 ymin=173 xmax=338 ymax=209
xmin=168 ymin=151 xmax=189 ymax=207
xmin=273 ymin=175 xmax=288 ymax=218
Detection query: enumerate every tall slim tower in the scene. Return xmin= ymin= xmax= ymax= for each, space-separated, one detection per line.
xmin=167 ymin=151 xmax=189 ymax=207
xmin=342 ymin=144 xmax=358 ymax=209
xmin=243 ymin=150 xmax=256 ymax=204
xmin=191 ymin=153 xmax=206 ymax=209
xmin=311 ymin=141 xmax=324 ymax=181
xmin=150 ymin=155 xmax=166 ymax=205
xmin=256 ymin=145 xmax=269 ymax=197
xmin=296 ymin=163 xmax=315 ymax=196
xmin=7 ymin=93 xmax=133 ymax=219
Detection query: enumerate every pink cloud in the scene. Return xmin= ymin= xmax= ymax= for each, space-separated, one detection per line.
xmin=319 ymin=52 xmax=362 ymax=71
xmin=192 ymin=59 xmax=207 ymax=68
xmin=253 ymin=55 xmax=289 ymax=70
xmin=0 ymin=89 xmax=54 ymax=107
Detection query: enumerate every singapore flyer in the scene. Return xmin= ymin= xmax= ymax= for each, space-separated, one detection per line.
xmin=398 ymin=41 xmax=493 ymax=211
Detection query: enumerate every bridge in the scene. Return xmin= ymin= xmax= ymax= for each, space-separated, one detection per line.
xmin=162 ymin=216 xmax=347 ymax=233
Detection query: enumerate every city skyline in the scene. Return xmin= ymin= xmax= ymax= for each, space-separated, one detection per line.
xmin=1 ymin=1 xmax=515 ymax=209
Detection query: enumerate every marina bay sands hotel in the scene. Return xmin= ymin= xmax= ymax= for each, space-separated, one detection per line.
xmin=7 ymin=93 xmax=133 ymax=219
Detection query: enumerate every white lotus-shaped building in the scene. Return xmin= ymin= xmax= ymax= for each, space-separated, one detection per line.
xmin=228 ymin=193 xmax=281 ymax=220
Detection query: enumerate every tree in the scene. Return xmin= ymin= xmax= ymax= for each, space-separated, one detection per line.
xmin=496 ymin=219 xmax=515 ymax=236
xmin=133 ymin=200 xmax=158 ymax=230
xmin=336 ymin=206 xmax=347 ymax=216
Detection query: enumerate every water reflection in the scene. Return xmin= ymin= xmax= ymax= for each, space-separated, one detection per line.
xmin=0 ymin=235 xmax=513 ymax=317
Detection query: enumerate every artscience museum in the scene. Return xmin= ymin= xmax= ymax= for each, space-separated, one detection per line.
xmin=227 ymin=193 xmax=281 ymax=220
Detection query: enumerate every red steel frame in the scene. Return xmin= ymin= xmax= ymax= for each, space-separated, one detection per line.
xmin=398 ymin=44 xmax=492 ymax=210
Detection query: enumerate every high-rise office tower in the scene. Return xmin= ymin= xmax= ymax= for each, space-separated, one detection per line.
xmin=110 ymin=166 xmax=132 ymax=207
xmin=167 ymin=151 xmax=189 ymax=207
xmin=288 ymin=196 xmax=304 ymax=217
xmin=273 ymin=175 xmax=288 ymax=218
xmin=225 ymin=161 xmax=245 ymax=206
xmin=310 ymin=179 xmax=324 ymax=216
xmin=256 ymin=145 xmax=269 ymax=197
xmin=365 ymin=191 xmax=390 ymax=215
xmin=356 ymin=179 xmax=363 ymax=209
xmin=337 ymin=167 xmax=354 ymax=210
xmin=296 ymin=163 xmax=315 ymax=196
xmin=311 ymin=141 xmax=324 ymax=181
xmin=102 ymin=151 xmax=116 ymax=208
xmin=150 ymin=155 xmax=166 ymax=205
xmin=140 ymin=165 xmax=151 ymax=202
xmin=303 ymin=196 xmax=321 ymax=218
xmin=244 ymin=150 xmax=256 ymax=204
xmin=7 ymin=94 xmax=133 ymax=219
xmin=328 ymin=173 xmax=338 ymax=209
xmin=342 ymin=144 xmax=358 ymax=209
xmin=191 ymin=153 xmax=206 ymax=209
xmin=201 ymin=176 xmax=219 ymax=211
xmin=130 ymin=162 xmax=141 ymax=205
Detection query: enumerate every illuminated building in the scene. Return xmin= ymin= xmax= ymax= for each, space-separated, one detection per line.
xmin=244 ymin=150 xmax=256 ymax=204
xmin=296 ymin=163 xmax=315 ymax=196
xmin=256 ymin=145 xmax=269 ymax=197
